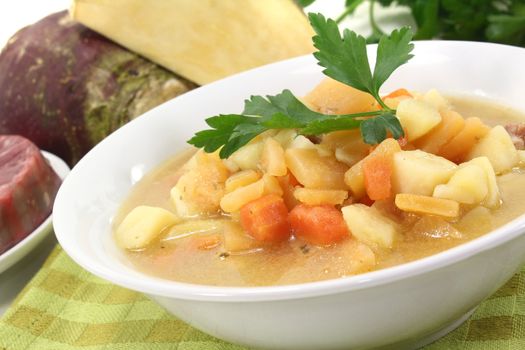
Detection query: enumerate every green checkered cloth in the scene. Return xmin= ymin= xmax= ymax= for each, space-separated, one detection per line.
xmin=0 ymin=245 xmax=523 ymax=349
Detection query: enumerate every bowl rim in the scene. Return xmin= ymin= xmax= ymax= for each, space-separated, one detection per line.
xmin=54 ymin=40 xmax=525 ymax=302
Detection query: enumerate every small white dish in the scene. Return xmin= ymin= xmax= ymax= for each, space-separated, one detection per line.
xmin=54 ymin=41 xmax=525 ymax=349
xmin=0 ymin=151 xmax=70 ymax=275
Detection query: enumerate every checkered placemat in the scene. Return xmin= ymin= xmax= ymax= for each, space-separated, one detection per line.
xmin=1 ymin=245 xmax=524 ymax=349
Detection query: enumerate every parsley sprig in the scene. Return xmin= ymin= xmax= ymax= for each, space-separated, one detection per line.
xmin=188 ymin=13 xmax=414 ymax=159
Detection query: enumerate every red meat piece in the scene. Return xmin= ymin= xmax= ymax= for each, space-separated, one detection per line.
xmin=0 ymin=135 xmax=61 ymax=253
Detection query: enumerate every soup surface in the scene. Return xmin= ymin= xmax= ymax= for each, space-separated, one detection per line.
xmin=114 ymin=95 xmax=525 ymax=287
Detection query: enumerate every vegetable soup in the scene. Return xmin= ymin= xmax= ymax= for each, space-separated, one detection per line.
xmin=113 ymin=85 xmax=525 ymax=287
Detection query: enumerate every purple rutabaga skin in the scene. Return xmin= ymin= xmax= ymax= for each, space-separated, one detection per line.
xmin=0 ymin=11 xmax=196 ymax=165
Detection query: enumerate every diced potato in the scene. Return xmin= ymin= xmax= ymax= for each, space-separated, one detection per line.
xmin=273 ymin=129 xmax=297 ymax=148
xmin=414 ymin=109 xmax=465 ymax=154
xmin=116 ymin=206 xmax=180 ymax=250
xmin=420 ymin=89 xmax=450 ymax=110
xmin=392 ymin=150 xmax=457 ymax=196
xmin=396 ymin=99 xmax=442 ymax=141
xmin=262 ymin=174 xmax=284 ymax=196
xmin=395 ymin=193 xmax=460 ymax=219
xmin=335 ymin=147 xmax=365 ymax=167
xmin=220 ymin=179 xmax=265 ymax=213
xmin=322 ymin=130 xmax=370 ymax=167
xmin=220 ymin=174 xmax=282 ymax=212
xmin=467 ymin=157 xmax=501 ymax=208
xmin=344 ymin=138 xmax=401 ymax=199
xmin=438 ymin=117 xmax=490 ymax=163
xmin=454 ymin=206 xmax=493 ymax=235
xmin=277 ymin=173 xmax=300 ymax=210
xmin=163 ymin=219 xmax=225 ymax=242
xmin=433 ymin=163 xmax=488 ymax=204
xmin=285 ymin=148 xmax=348 ymax=190
xmin=340 ymin=241 xmax=377 ymax=273
xmin=383 ymin=96 xmax=410 ymax=109
xmin=171 ymin=151 xmax=230 ymax=217
xmin=228 ymin=141 xmax=264 ymax=170
xmin=293 ymin=188 xmax=348 ymax=205
xmin=467 ymin=125 xmax=519 ymax=173
xmin=289 ymin=135 xmax=316 ymax=149
xmin=260 ymin=137 xmax=287 ymax=176
xmin=223 ymin=221 xmax=260 ymax=252
xmin=344 ymin=160 xmax=366 ymax=199
xmin=225 ymin=170 xmax=261 ymax=193
xmin=322 ymin=129 xmax=367 ymax=149
xmin=304 ymin=77 xmax=377 ymax=115
xmin=341 ymin=204 xmax=400 ymax=248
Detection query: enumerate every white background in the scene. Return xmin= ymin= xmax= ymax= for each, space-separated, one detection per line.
xmin=0 ymin=0 xmax=70 ymax=46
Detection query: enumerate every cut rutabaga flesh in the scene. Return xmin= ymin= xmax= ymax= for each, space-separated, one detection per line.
xmin=342 ymin=204 xmax=399 ymax=248
xmin=285 ymin=148 xmax=348 ymax=190
xmin=116 ymin=206 xmax=180 ymax=249
xmin=261 ymin=138 xmax=287 ymax=176
xmin=220 ymin=175 xmax=282 ymax=213
xmin=433 ymin=163 xmax=488 ymax=205
xmin=225 ymin=170 xmax=261 ymax=193
xmin=396 ymin=99 xmax=442 ymax=141
xmin=304 ymin=78 xmax=377 ymax=115
xmin=293 ymin=188 xmax=348 ymax=206
xmin=467 ymin=125 xmax=519 ymax=173
xmin=392 ymin=150 xmax=457 ymax=196
xmin=228 ymin=142 xmax=264 ymax=171
xmin=70 ymin=0 xmax=314 ymax=85
xmin=467 ymin=157 xmax=501 ymax=208
xmin=395 ymin=193 xmax=460 ymax=219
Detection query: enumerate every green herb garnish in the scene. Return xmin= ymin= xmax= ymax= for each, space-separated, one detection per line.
xmin=188 ymin=13 xmax=414 ymax=159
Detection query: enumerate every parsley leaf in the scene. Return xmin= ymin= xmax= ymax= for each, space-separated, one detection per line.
xmin=360 ymin=113 xmax=404 ymax=144
xmin=309 ymin=13 xmax=413 ymax=109
xmin=309 ymin=13 xmax=374 ymax=94
xmin=187 ymin=15 xmax=414 ymax=158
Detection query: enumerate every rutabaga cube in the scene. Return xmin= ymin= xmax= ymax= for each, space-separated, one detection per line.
xmin=396 ymin=98 xmax=442 ymax=141
xmin=116 ymin=206 xmax=180 ymax=250
xmin=467 ymin=157 xmax=501 ymax=208
xmin=285 ymin=148 xmax=348 ymax=190
xmin=467 ymin=125 xmax=519 ymax=174
xmin=341 ymin=204 xmax=399 ymax=248
xmin=228 ymin=141 xmax=264 ymax=170
xmin=420 ymin=89 xmax=450 ymax=110
xmin=433 ymin=163 xmax=488 ymax=204
xmin=260 ymin=137 xmax=287 ymax=176
xmin=392 ymin=150 xmax=457 ymax=196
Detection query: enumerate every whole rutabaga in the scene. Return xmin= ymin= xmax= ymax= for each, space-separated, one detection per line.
xmin=188 ymin=13 xmax=414 ymax=158
xmin=0 ymin=11 xmax=196 ymax=165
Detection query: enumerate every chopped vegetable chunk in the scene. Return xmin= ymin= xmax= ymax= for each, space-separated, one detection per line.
xmin=342 ymin=204 xmax=399 ymax=248
xmin=116 ymin=206 xmax=180 ymax=250
xmin=289 ymin=204 xmax=349 ymax=245
xmin=240 ymin=194 xmax=291 ymax=243
xmin=395 ymin=193 xmax=460 ymax=219
xmin=293 ymin=188 xmax=348 ymax=206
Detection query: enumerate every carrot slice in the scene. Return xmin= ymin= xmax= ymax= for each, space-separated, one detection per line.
xmin=363 ymin=153 xmax=393 ymax=201
xmin=240 ymin=194 xmax=290 ymax=243
xmin=289 ymin=204 xmax=349 ymax=245
xmin=414 ymin=109 xmax=465 ymax=154
xmin=383 ymin=88 xmax=412 ymax=100
xmin=438 ymin=117 xmax=490 ymax=163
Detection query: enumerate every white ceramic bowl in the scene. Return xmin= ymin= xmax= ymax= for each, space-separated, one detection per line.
xmin=54 ymin=41 xmax=525 ymax=350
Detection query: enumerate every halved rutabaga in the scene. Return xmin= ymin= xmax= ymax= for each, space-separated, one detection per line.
xmin=0 ymin=11 xmax=196 ymax=165
xmin=70 ymin=0 xmax=315 ymax=85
